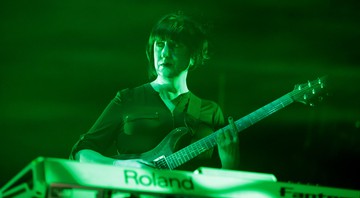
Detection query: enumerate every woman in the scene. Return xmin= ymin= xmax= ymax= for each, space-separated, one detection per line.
xmin=70 ymin=11 xmax=239 ymax=171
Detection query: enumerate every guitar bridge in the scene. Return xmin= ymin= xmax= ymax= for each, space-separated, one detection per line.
xmin=153 ymin=155 xmax=171 ymax=170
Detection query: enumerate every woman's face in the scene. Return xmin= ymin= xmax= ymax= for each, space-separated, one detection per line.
xmin=153 ymin=39 xmax=192 ymax=79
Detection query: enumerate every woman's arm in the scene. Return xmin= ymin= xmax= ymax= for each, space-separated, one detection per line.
xmin=75 ymin=149 xmax=155 ymax=168
xmin=75 ymin=149 xmax=116 ymax=165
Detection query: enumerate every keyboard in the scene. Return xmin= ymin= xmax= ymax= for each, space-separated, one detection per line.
xmin=1 ymin=157 xmax=359 ymax=198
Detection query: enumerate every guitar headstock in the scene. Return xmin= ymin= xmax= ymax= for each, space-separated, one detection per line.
xmin=291 ymin=76 xmax=327 ymax=106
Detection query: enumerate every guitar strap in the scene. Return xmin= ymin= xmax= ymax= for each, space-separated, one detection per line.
xmin=187 ymin=92 xmax=201 ymax=120
xmin=183 ymin=93 xmax=201 ymax=137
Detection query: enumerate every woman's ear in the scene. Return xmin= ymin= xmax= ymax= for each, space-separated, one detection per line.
xmin=189 ymin=57 xmax=195 ymax=67
xmin=188 ymin=57 xmax=196 ymax=71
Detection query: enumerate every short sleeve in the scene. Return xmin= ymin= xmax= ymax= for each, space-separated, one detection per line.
xmin=69 ymin=89 xmax=130 ymax=160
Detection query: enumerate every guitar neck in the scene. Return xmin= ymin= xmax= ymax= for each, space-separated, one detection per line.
xmin=166 ymin=92 xmax=295 ymax=169
xmin=233 ymin=93 xmax=294 ymax=132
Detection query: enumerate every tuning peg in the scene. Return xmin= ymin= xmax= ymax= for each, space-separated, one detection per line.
xmin=308 ymin=80 xmax=311 ymax=87
xmin=312 ymin=89 xmax=316 ymax=94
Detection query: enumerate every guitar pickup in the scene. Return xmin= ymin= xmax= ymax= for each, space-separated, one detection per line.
xmin=153 ymin=155 xmax=171 ymax=170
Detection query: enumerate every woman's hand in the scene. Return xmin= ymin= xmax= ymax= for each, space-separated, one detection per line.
xmin=113 ymin=159 xmax=156 ymax=169
xmin=216 ymin=116 xmax=240 ymax=169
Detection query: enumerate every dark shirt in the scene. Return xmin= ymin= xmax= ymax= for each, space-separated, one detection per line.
xmin=70 ymin=83 xmax=225 ymax=170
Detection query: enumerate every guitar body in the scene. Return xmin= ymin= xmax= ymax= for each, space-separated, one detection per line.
xmin=112 ymin=127 xmax=190 ymax=168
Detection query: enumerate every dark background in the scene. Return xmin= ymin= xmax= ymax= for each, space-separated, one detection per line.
xmin=1 ymin=0 xmax=359 ymax=191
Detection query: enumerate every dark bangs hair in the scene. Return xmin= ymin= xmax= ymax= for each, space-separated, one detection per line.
xmin=146 ymin=11 xmax=210 ymax=80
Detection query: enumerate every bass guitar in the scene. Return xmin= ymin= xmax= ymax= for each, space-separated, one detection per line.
xmin=114 ymin=77 xmax=327 ymax=170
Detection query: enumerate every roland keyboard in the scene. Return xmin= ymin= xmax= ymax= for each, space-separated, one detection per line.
xmin=1 ymin=157 xmax=359 ymax=198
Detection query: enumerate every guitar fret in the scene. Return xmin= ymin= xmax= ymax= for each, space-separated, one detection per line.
xmin=175 ymin=156 xmax=180 ymax=164
xmin=178 ymin=156 xmax=184 ymax=165
xmin=169 ymin=156 xmax=178 ymax=169
xmin=205 ymin=139 xmax=212 ymax=148
xmin=168 ymin=161 xmax=174 ymax=170
xmin=248 ymin=116 xmax=254 ymax=125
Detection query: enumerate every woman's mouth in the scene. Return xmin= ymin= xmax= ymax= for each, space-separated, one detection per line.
xmin=160 ymin=63 xmax=172 ymax=67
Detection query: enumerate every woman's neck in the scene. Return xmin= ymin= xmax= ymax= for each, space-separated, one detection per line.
xmin=151 ymin=75 xmax=189 ymax=100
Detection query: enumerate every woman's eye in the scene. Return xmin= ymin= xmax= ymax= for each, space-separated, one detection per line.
xmin=168 ymin=41 xmax=180 ymax=48
xmin=155 ymin=41 xmax=183 ymax=50
xmin=156 ymin=42 xmax=165 ymax=47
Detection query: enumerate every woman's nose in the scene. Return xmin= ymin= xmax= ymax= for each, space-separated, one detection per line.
xmin=161 ymin=43 xmax=170 ymax=57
